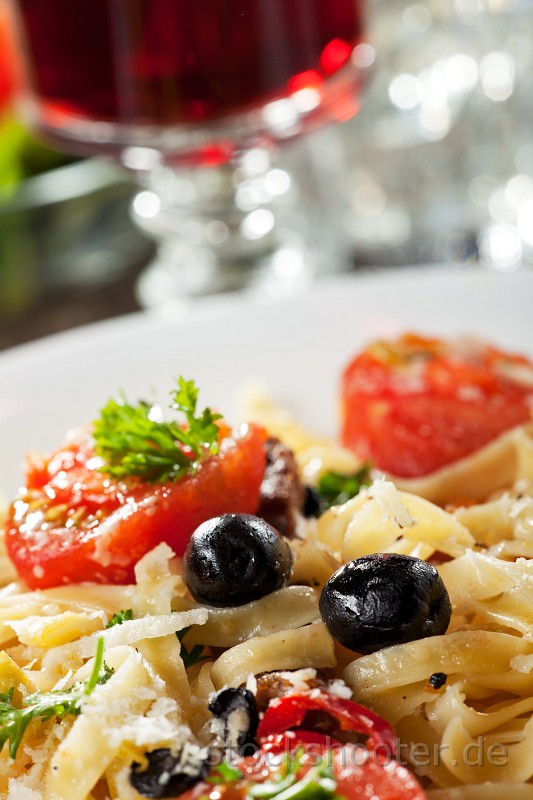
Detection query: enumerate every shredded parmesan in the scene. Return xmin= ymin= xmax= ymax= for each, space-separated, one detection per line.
xmin=40 ymin=608 xmax=208 ymax=668
xmin=367 ymin=479 xmax=416 ymax=529
xmin=7 ymin=780 xmax=43 ymax=800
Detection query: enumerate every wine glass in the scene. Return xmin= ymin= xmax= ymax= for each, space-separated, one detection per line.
xmin=7 ymin=0 xmax=371 ymax=308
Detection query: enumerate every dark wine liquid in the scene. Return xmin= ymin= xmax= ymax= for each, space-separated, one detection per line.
xmin=14 ymin=0 xmax=364 ymax=126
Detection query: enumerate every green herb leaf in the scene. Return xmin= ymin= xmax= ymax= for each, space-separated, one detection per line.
xmin=313 ymin=465 xmax=372 ymax=514
xmin=176 ymin=626 xmax=210 ymax=670
xmin=260 ymin=762 xmax=337 ymax=800
xmin=248 ymin=747 xmax=303 ymax=799
xmin=170 ymin=377 xmax=223 ymax=460
xmin=248 ymin=752 xmax=339 ymax=800
xmin=105 ymin=609 xmax=134 ymax=628
xmin=208 ymin=761 xmax=244 ymax=784
xmin=205 ymin=751 xmax=340 ymax=800
xmin=0 ymin=638 xmax=112 ymax=758
xmin=248 ymin=772 xmax=297 ymax=798
xmin=93 ymin=377 xmax=223 ymax=484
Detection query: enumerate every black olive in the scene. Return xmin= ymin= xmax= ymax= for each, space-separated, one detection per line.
xmin=130 ymin=745 xmax=208 ymax=798
xmin=183 ymin=513 xmax=292 ymax=607
xmin=303 ymin=486 xmax=322 ymax=518
xmin=429 ymin=672 xmax=447 ymax=690
xmin=319 ymin=553 xmax=452 ymax=654
xmin=208 ymin=687 xmax=259 ymax=756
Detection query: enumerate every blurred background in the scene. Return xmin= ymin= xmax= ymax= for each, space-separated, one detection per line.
xmin=0 ymin=0 xmax=532 ymax=350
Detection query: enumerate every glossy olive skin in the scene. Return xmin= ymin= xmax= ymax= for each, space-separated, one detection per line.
xmin=208 ymin=687 xmax=259 ymax=755
xmin=183 ymin=513 xmax=293 ymax=607
xmin=302 ymin=486 xmax=322 ymax=518
xmin=319 ymin=553 xmax=452 ymax=654
xmin=130 ymin=747 xmax=207 ymax=798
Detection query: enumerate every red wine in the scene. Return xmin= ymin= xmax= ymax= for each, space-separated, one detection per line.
xmin=14 ymin=0 xmax=364 ymax=127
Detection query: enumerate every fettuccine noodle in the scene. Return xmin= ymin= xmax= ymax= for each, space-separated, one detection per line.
xmin=2 ymin=395 xmax=533 ymax=799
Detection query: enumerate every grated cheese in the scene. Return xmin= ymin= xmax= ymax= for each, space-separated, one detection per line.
xmin=367 ymin=479 xmax=415 ymax=529
xmin=41 ymin=608 xmax=208 ymax=667
xmin=7 ymin=780 xmax=43 ymax=800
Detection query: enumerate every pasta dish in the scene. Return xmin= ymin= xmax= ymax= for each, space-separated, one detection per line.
xmin=1 ymin=333 xmax=533 ymax=800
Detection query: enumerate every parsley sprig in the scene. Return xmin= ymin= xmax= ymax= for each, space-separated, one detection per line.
xmin=309 ymin=465 xmax=372 ymax=516
xmin=106 ymin=608 xmax=133 ymax=628
xmin=93 ymin=377 xmax=223 ymax=484
xmin=0 ymin=638 xmax=112 ymax=759
xmin=176 ymin=626 xmax=210 ymax=670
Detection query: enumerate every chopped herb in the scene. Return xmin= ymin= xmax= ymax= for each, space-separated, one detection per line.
xmin=248 ymin=770 xmax=297 ymax=798
xmin=93 ymin=377 xmax=223 ymax=484
xmin=270 ymin=762 xmax=338 ymax=800
xmin=248 ymin=747 xmax=303 ymax=799
xmin=0 ymin=638 xmax=112 ymax=758
xmin=176 ymin=626 xmax=210 ymax=670
xmin=208 ymin=761 xmax=244 ymax=784
xmin=308 ymin=465 xmax=372 ymax=515
xmin=206 ymin=750 xmax=340 ymax=800
xmin=170 ymin=378 xmax=222 ymax=459
xmin=106 ymin=609 xmax=134 ymax=628
xmin=249 ymin=752 xmax=339 ymax=800
xmin=280 ymin=747 xmax=306 ymax=780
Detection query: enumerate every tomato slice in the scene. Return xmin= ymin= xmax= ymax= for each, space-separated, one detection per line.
xmin=180 ymin=743 xmax=426 ymax=800
xmin=144 ymin=688 xmax=425 ymax=800
xmin=5 ymin=422 xmax=266 ymax=589
xmin=0 ymin=7 xmax=17 ymax=113
xmin=334 ymin=745 xmax=426 ymax=800
xmin=257 ymin=690 xmax=396 ymax=757
xmin=341 ymin=333 xmax=533 ymax=478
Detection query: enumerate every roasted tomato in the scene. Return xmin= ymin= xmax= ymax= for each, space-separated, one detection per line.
xmin=174 ymin=691 xmax=425 ymax=800
xmin=333 ymin=745 xmax=427 ymax=800
xmin=254 ymin=690 xmax=425 ymax=800
xmin=130 ymin=689 xmax=425 ymax=800
xmin=0 ymin=6 xmax=17 ymax=113
xmin=341 ymin=333 xmax=533 ymax=478
xmin=179 ymin=742 xmax=426 ymax=800
xmin=257 ymin=689 xmax=396 ymax=756
xmin=5 ymin=423 xmax=266 ymax=589
xmin=239 ymin=745 xmax=426 ymax=800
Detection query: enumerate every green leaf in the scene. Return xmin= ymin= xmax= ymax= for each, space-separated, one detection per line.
xmin=176 ymin=626 xmax=210 ymax=670
xmin=248 ymin=747 xmax=302 ymax=799
xmin=105 ymin=609 xmax=134 ymax=628
xmin=258 ymin=762 xmax=337 ymax=800
xmin=203 ymin=750 xmax=340 ymax=800
xmin=314 ymin=465 xmax=372 ymax=513
xmin=248 ymin=773 xmax=297 ymax=798
xmin=93 ymin=377 xmax=223 ymax=484
xmin=247 ymin=753 xmax=339 ymax=800
xmin=170 ymin=377 xmax=223 ymax=459
xmin=0 ymin=637 xmax=113 ymax=758
xmin=208 ymin=761 xmax=243 ymax=784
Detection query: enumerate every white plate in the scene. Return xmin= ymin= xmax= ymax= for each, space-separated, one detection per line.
xmin=1 ymin=267 xmax=532 ymax=499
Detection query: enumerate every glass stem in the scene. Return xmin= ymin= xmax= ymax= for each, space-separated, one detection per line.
xmin=127 ymin=145 xmax=301 ymax=307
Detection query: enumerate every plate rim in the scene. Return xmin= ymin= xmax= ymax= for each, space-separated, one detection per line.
xmin=1 ymin=265 xmax=531 ymax=369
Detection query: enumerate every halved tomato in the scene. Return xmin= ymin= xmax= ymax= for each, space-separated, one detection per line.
xmin=180 ymin=743 xmax=426 ymax=800
xmin=256 ymin=689 xmax=396 ymax=756
xmin=0 ymin=5 xmax=17 ymax=113
xmin=5 ymin=423 xmax=266 ymax=589
xmin=341 ymin=333 xmax=533 ymax=478
xmin=255 ymin=691 xmax=425 ymax=799
xmin=334 ymin=745 xmax=427 ymax=800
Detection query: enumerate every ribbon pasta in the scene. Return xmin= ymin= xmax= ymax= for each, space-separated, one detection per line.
xmin=2 ymin=407 xmax=533 ymax=797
